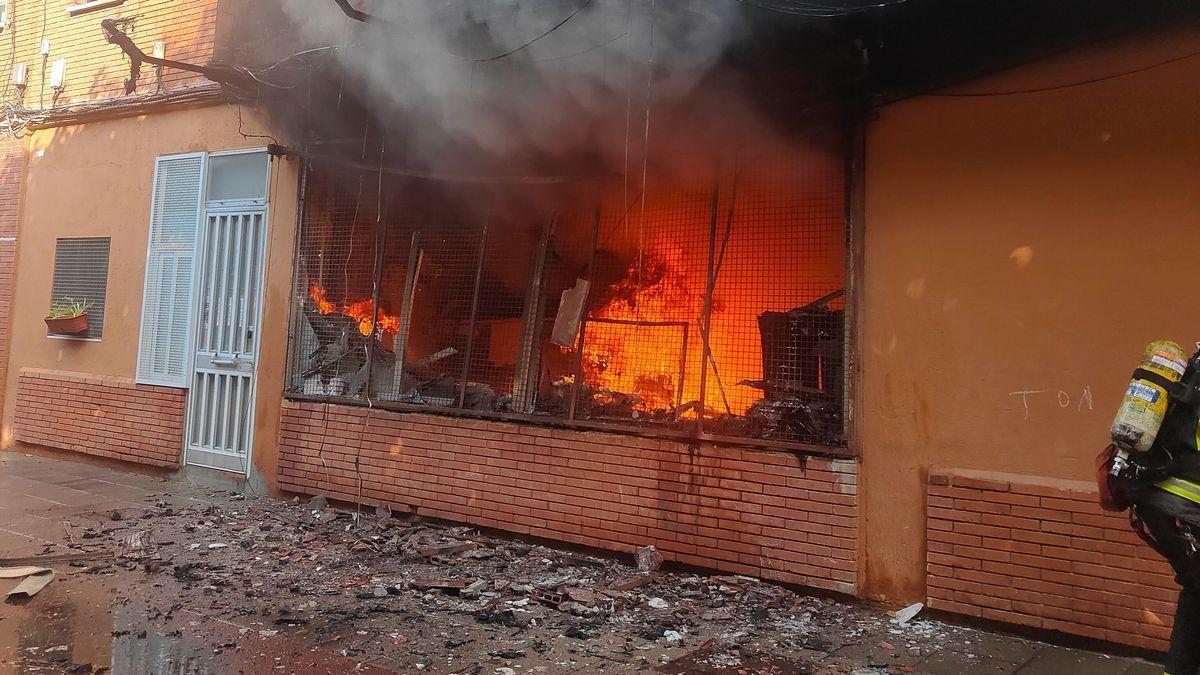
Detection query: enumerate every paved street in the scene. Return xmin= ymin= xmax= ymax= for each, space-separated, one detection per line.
xmin=0 ymin=451 xmax=1170 ymax=674
xmin=0 ymin=452 xmax=391 ymax=673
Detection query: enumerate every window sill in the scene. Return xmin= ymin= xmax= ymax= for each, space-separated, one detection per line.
xmin=283 ymin=391 xmax=857 ymax=460
xmin=66 ymin=0 xmax=125 ymax=16
xmin=46 ymin=334 xmax=100 ymax=342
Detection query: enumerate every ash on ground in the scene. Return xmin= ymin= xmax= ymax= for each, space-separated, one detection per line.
xmin=61 ymin=490 xmax=1014 ymax=674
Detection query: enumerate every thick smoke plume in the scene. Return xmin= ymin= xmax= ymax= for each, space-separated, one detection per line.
xmin=274 ymin=0 xmax=767 ymax=178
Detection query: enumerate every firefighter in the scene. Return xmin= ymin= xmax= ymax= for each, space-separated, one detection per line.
xmin=1104 ymin=342 xmax=1200 ymax=674
xmin=1132 ymin=479 xmax=1200 ymax=674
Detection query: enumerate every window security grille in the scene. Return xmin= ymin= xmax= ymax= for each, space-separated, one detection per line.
xmin=286 ymin=140 xmax=849 ymax=452
xmin=50 ymin=237 xmax=111 ymax=340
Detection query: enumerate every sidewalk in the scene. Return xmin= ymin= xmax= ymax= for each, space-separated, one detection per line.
xmin=0 ymin=451 xmax=1168 ymax=674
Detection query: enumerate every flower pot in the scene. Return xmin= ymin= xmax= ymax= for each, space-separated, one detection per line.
xmin=45 ymin=313 xmax=89 ymax=335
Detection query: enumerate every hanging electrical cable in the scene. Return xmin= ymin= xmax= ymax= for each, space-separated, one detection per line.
xmin=330 ymin=0 xmax=393 ymax=24
xmin=732 ymin=0 xmax=910 ymax=17
xmin=327 ymin=0 xmax=599 ymax=62
xmin=0 ymin=85 xmax=223 ymax=136
xmin=465 ymin=0 xmax=595 ymax=62
xmin=929 ymin=47 xmax=1200 ymax=97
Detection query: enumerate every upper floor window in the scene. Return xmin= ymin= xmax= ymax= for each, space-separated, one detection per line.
xmin=206 ymin=151 xmax=270 ymax=204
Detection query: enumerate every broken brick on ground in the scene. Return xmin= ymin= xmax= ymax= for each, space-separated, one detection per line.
xmin=0 ymin=473 xmax=1156 ymax=675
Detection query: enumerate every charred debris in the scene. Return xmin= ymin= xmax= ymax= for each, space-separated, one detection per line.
xmin=46 ymin=487 xmax=951 ymax=672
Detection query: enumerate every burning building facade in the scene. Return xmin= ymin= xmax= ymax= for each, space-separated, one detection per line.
xmin=287 ymin=141 xmax=851 ymax=452
xmin=235 ymin=0 xmax=867 ymax=594
xmin=256 ymin=1 xmax=859 ymax=456
xmin=0 ymin=0 xmax=1196 ymax=654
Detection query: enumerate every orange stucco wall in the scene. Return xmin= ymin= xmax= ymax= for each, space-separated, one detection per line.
xmin=0 ymin=103 xmax=298 ymax=489
xmin=860 ymin=30 xmax=1200 ymax=600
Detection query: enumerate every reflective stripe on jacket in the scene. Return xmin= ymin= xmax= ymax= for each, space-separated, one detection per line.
xmin=1159 ymin=476 xmax=1200 ymax=504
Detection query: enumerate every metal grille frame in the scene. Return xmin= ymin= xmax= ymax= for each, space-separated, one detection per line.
xmin=284 ymin=137 xmax=857 ymax=459
xmin=185 ymin=206 xmax=269 ymax=475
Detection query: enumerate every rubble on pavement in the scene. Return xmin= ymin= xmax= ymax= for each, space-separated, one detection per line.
xmin=34 ymin=489 xmax=995 ymax=673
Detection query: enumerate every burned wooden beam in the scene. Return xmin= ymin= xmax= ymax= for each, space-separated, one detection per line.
xmin=101 ymin=18 xmax=259 ymax=96
xmin=329 ymin=0 xmax=396 ymax=25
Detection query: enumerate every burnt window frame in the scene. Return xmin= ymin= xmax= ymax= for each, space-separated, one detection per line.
xmin=283 ymin=131 xmax=860 ymax=460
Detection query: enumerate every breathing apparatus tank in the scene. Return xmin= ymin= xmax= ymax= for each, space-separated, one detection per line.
xmin=1111 ymin=340 xmax=1189 ymax=453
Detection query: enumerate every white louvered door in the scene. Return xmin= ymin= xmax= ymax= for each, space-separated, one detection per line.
xmin=136 ymin=154 xmax=205 ymax=386
xmin=185 ymin=208 xmax=268 ymax=473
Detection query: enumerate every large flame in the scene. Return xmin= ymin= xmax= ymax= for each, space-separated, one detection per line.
xmin=576 ymin=170 xmax=845 ymax=418
xmin=309 ymin=282 xmax=400 ymax=336
xmin=581 ymin=247 xmax=702 ymax=412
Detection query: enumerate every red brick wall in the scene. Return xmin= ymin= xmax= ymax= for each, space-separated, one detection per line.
xmin=14 ymin=368 xmax=185 ymax=468
xmin=7 ymin=0 xmax=220 ymax=106
xmin=926 ymin=468 xmax=1177 ymax=651
xmin=0 ymin=134 xmax=23 ymax=418
xmin=278 ymin=401 xmax=859 ymax=594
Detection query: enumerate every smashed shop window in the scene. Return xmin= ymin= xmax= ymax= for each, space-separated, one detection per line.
xmin=285 ymin=145 xmax=848 ymax=450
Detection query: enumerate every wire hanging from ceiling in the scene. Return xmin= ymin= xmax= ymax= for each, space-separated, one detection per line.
xmin=328 ymin=0 xmax=599 ymax=63
xmin=465 ymin=0 xmax=597 ymax=62
xmin=929 ymin=47 xmax=1200 ymax=97
xmin=732 ymin=0 xmax=910 ymax=17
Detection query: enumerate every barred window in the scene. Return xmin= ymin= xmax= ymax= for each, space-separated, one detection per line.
xmin=50 ymin=237 xmax=111 ymax=340
xmin=287 ymin=138 xmax=849 ymax=453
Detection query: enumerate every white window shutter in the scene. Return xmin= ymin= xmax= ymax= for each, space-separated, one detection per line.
xmin=136 ymin=153 xmax=205 ymax=387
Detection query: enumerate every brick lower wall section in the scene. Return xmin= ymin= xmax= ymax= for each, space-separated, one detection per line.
xmin=927 ymin=468 xmax=1177 ymax=651
xmin=278 ymin=400 xmax=859 ymax=594
xmin=14 ymin=369 xmax=186 ymax=468
xmin=0 ymin=239 xmax=15 ymax=416
xmin=0 ymin=134 xmax=24 ymax=417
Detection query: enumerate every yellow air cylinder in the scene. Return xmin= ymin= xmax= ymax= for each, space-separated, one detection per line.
xmin=1111 ymin=340 xmax=1188 ymax=453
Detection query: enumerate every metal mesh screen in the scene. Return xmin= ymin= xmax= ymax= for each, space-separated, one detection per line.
xmin=701 ymin=152 xmax=846 ymax=447
xmin=289 ymin=168 xmax=381 ymax=399
xmin=550 ymin=182 xmax=713 ymax=427
xmin=576 ymin=318 xmax=689 ymax=421
xmin=386 ymin=224 xmax=485 ymax=408
xmin=287 ymin=138 xmax=848 ymax=450
xmin=50 ymin=237 xmax=111 ymax=340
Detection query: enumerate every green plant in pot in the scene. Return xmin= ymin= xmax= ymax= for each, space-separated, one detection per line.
xmin=45 ymin=297 xmax=92 ymax=335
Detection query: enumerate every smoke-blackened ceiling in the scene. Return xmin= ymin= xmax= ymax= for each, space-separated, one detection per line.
xmin=210 ymin=0 xmax=1200 ymax=178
